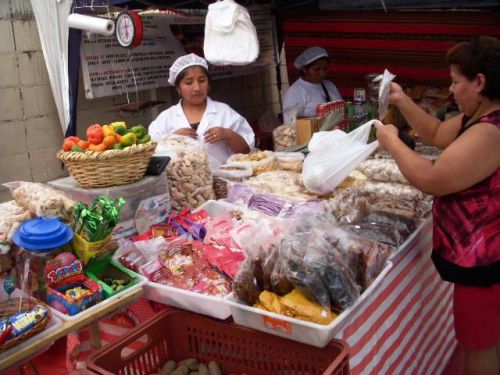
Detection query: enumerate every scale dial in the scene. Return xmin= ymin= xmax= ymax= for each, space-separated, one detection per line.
xmin=115 ymin=11 xmax=143 ymax=48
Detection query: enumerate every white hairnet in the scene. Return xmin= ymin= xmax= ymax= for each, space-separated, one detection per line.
xmin=168 ymin=53 xmax=208 ymax=86
xmin=293 ymin=46 xmax=329 ymax=70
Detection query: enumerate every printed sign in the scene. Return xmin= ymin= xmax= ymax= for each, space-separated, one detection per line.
xmin=81 ymin=7 xmax=275 ymax=99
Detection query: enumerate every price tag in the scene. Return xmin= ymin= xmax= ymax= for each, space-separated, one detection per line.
xmin=263 ymin=316 xmax=292 ymax=334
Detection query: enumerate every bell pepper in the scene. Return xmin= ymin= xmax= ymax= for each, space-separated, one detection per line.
xmin=102 ymin=135 xmax=117 ymax=149
xmin=114 ymin=125 xmax=128 ymax=136
xmin=86 ymin=124 xmax=104 ymax=145
xmin=62 ymin=136 xmax=81 ymax=151
xmin=71 ymin=145 xmax=84 ymax=152
xmin=120 ymin=132 xmax=137 ymax=147
xmin=102 ymin=125 xmax=116 ymax=138
xmin=113 ymin=143 xmax=125 ymax=150
xmin=110 ymin=121 xmax=126 ymax=129
xmin=77 ymin=140 xmax=90 ymax=150
xmin=88 ymin=143 xmax=106 ymax=152
xmin=130 ymin=125 xmax=146 ymax=139
xmin=138 ymin=134 xmax=151 ymax=144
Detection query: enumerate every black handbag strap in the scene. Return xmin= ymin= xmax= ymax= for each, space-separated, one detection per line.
xmin=320 ymin=82 xmax=332 ymax=102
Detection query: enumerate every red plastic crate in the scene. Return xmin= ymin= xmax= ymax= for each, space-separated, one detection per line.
xmin=87 ymin=309 xmax=350 ymax=375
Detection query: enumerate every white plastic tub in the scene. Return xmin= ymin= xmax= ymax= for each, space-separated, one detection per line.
xmin=225 ymin=261 xmax=393 ymax=348
xmin=143 ymin=282 xmax=231 ymax=320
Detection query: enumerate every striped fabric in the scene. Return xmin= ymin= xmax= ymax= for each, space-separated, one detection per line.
xmin=281 ymin=10 xmax=500 ymax=98
xmin=334 ymin=218 xmax=456 ymax=375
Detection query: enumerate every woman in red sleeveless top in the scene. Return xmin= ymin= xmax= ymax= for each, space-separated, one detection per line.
xmin=375 ymin=36 xmax=500 ymax=375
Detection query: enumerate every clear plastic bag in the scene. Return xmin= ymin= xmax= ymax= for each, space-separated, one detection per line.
xmin=227 ymin=150 xmax=279 ymax=176
xmin=302 ymin=120 xmax=380 ymax=194
xmin=159 ymin=135 xmax=216 ymax=211
xmin=273 ymin=123 xmax=297 ymax=151
xmin=275 ymin=152 xmax=304 ymax=172
xmin=4 ymin=181 xmax=75 ymax=221
xmin=377 ymin=69 xmax=396 ymax=121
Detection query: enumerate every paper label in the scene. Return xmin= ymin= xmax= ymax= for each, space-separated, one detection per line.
xmin=263 ymin=316 xmax=292 ymax=334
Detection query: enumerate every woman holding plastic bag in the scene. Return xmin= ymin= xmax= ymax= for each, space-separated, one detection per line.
xmin=375 ymin=36 xmax=500 ymax=375
xmin=149 ymin=54 xmax=255 ymax=169
xmin=282 ymin=46 xmax=343 ymax=123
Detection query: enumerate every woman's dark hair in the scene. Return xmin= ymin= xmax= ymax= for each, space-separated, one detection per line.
xmin=299 ymin=56 xmax=330 ymax=77
xmin=174 ymin=65 xmax=211 ymax=88
xmin=447 ymin=35 xmax=500 ymax=100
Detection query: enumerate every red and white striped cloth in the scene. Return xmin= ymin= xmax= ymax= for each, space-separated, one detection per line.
xmin=335 ymin=218 xmax=457 ymax=375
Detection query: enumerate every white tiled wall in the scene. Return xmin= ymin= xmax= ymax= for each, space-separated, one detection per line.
xmin=0 ymin=0 xmax=288 ymax=203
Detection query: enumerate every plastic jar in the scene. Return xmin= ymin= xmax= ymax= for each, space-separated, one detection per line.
xmin=13 ymin=217 xmax=74 ymax=301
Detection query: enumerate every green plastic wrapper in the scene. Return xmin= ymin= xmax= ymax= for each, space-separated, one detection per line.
xmin=72 ymin=196 xmax=125 ymax=242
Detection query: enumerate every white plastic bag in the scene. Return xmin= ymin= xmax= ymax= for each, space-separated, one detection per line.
xmin=377 ymin=69 xmax=396 ymax=121
xmin=302 ymin=120 xmax=380 ymax=194
xmin=204 ymin=0 xmax=259 ymax=65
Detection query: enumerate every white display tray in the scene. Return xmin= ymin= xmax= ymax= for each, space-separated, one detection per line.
xmin=387 ymin=215 xmax=432 ymax=266
xmin=143 ymin=282 xmax=231 ymax=320
xmin=225 ymin=261 xmax=393 ymax=348
xmin=50 ymin=275 xmax=146 ymax=322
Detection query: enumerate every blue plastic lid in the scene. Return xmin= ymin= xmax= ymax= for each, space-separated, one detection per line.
xmin=12 ymin=217 xmax=74 ymax=252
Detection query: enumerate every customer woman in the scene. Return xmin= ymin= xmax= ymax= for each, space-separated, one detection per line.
xmin=375 ymin=36 xmax=500 ymax=375
xmin=149 ymin=53 xmax=255 ymax=168
xmin=282 ymin=46 xmax=343 ymax=122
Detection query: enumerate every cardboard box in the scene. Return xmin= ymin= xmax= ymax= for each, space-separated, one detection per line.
xmin=296 ymin=117 xmax=323 ymax=145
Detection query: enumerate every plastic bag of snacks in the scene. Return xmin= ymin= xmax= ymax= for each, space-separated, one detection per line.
xmin=4 ymin=181 xmax=74 ymax=221
xmin=158 ymin=135 xmax=216 ymax=211
xmin=227 ymin=150 xmax=279 ymax=176
xmin=212 ymin=163 xmax=252 ymax=200
xmin=273 ymin=123 xmax=297 ymax=151
xmin=275 ymin=152 xmax=304 ymax=173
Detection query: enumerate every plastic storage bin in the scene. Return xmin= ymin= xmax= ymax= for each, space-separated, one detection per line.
xmin=87 ymin=309 xmax=350 ymax=375
xmin=143 ymin=282 xmax=231 ymax=320
xmin=48 ymin=175 xmax=169 ymax=221
xmin=226 ymin=262 xmax=393 ymax=348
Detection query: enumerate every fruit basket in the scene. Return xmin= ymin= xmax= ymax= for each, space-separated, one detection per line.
xmin=87 ymin=309 xmax=350 ymax=375
xmin=0 ymin=298 xmax=51 ymax=353
xmin=56 ymin=142 xmax=157 ymax=188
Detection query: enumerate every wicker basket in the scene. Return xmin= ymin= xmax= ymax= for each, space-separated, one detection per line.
xmin=57 ymin=142 xmax=157 ymax=189
xmin=0 ymin=298 xmax=51 ymax=352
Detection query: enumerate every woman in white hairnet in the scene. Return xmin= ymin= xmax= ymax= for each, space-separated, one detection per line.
xmin=282 ymin=46 xmax=343 ymax=122
xmin=149 ymin=53 xmax=255 ymax=168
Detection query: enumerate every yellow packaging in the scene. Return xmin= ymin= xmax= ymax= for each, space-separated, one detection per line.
xmin=296 ymin=117 xmax=323 ymax=145
xmin=71 ymin=233 xmax=114 ymax=265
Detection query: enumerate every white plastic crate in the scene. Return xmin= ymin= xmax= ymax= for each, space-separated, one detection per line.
xmin=226 ymin=261 xmax=393 ymax=348
xmin=143 ymin=281 xmax=231 ymax=320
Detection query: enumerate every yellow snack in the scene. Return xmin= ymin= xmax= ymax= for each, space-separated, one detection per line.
xmin=281 ymin=289 xmax=335 ymax=325
xmin=254 ymin=290 xmax=284 ymax=315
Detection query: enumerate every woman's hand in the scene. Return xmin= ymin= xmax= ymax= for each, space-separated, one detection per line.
xmin=388 ymin=82 xmax=406 ymax=105
xmin=204 ymin=127 xmax=229 ymax=144
xmin=375 ymin=121 xmax=399 ymax=150
xmin=174 ymin=128 xmax=198 ymax=139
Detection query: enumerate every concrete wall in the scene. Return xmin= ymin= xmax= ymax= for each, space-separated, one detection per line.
xmin=0 ymin=0 xmax=287 ymax=203
xmin=0 ymin=0 xmax=67 ymax=202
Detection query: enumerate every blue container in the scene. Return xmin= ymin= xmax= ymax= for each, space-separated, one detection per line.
xmin=13 ymin=217 xmax=74 ymax=300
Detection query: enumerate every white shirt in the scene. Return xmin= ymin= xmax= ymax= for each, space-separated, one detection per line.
xmin=282 ymin=78 xmax=343 ymax=122
xmin=149 ymin=97 xmax=255 ymax=168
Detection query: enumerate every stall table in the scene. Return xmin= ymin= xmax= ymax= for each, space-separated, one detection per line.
xmin=335 ymin=217 xmax=456 ymax=374
xmin=0 ymin=287 xmax=143 ymax=373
